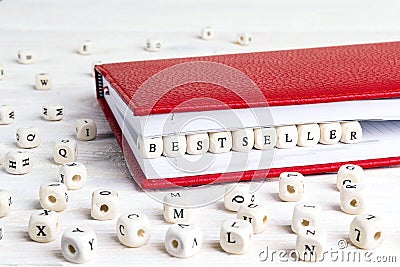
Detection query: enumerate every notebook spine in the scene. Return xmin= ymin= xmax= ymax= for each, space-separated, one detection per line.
xmin=95 ymin=70 xmax=104 ymax=98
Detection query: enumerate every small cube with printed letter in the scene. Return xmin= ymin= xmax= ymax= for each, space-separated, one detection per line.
xmin=4 ymin=150 xmax=33 ymax=175
xmin=53 ymin=139 xmax=78 ymax=164
xmin=75 ymin=119 xmax=97 ymax=141
xmin=165 ymin=223 xmax=202 ymax=258
xmin=61 ymin=227 xmax=97 ymax=263
xmin=28 ymin=209 xmax=59 ymax=243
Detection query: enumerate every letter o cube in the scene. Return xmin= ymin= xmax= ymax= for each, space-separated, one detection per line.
xmin=116 ymin=212 xmax=151 ymax=248
xmin=91 ymin=189 xmax=119 ymax=220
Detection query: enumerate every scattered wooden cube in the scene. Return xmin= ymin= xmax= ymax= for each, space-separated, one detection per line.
xmin=78 ymin=40 xmax=94 ymax=55
xmin=0 ymin=105 xmax=15 ymax=125
xmin=4 ymin=150 xmax=33 ymax=175
xmin=17 ymin=50 xmax=34 ymax=64
xmin=165 ymin=223 xmax=202 ymax=258
xmin=61 ymin=227 xmax=97 ymax=263
xmin=39 ymin=182 xmax=69 ymax=212
xmin=279 ymin=172 xmax=304 ymax=202
xmin=296 ymin=226 xmax=327 ymax=262
xmin=116 ymin=212 xmax=151 ymax=248
xmin=91 ymin=189 xmax=119 ymax=221
xmin=28 ymin=209 xmax=59 ymax=243
xmin=349 ymin=214 xmax=384 ymax=249
xmin=145 ymin=38 xmax=161 ymax=52
xmin=53 ymin=139 xmax=78 ymax=164
xmin=75 ymin=119 xmax=97 ymax=141
xmin=35 ymin=73 xmax=52 ymax=90
xmin=0 ymin=189 xmax=12 ymax=218
xmin=16 ymin=126 xmax=41 ymax=149
xmin=220 ymin=219 xmax=253 ymax=254
xmin=42 ymin=104 xmax=64 ymax=121
xmin=163 ymin=192 xmax=191 ymax=223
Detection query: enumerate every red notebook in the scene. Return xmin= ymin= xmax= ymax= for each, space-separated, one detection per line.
xmin=95 ymin=41 xmax=400 ymax=189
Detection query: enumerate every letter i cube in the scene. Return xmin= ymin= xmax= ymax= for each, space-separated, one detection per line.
xmin=59 ymin=162 xmax=87 ymax=190
xmin=75 ymin=119 xmax=97 ymax=141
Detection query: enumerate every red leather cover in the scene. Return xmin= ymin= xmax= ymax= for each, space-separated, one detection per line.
xmin=96 ymin=41 xmax=400 ymax=116
xmin=95 ymin=42 xmax=400 ymax=189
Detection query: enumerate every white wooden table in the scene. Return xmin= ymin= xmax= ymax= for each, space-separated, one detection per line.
xmin=1 ymin=0 xmax=399 ymax=265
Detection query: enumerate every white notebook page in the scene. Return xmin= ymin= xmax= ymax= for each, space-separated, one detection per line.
xmin=104 ymin=86 xmax=400 ymax=179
